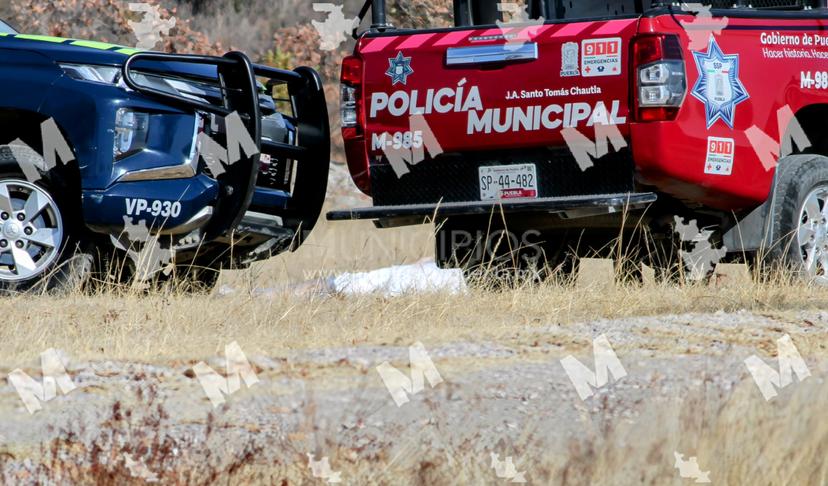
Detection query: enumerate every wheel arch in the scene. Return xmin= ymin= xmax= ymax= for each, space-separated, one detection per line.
xmin=0 ymin=108 xmax=85 ymax=236
xmin=0 ymin=108 xmax=82 ymax=197
xmin=723 ymin=153 xmax=828 ymax=253
xmin=721 ymin=105 xmax=828 ymax=252
xmin=793 ymin=103 xmax=828 ymax=157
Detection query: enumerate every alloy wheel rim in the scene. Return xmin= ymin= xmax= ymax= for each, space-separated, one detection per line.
xmin=796 ymin=185 xmax=828 ymax=284
xmin=0 ymin=179 xmax=63 ymax=282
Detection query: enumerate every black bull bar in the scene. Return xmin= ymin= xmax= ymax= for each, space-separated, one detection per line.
xmin=122 ymin=51 xmax=330 ymax=247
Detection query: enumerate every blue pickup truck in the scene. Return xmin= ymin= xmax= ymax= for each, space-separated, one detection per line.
xmin=0 ymin=19 xmax=329 ymax=290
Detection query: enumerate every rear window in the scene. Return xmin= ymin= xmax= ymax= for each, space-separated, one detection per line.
xmin=543 ymin=0 xmax=817 ymax=20
xmin=519 ymin=0 xmax=817 ymax=23
xmin=553 ymin=1 xmax=639 ymax=20
xmin=0 ymin=20 xmax=17 ymax=35
xmin=703 ymin=0 xmax=812 ymax=7
xmin=416 ymin=0 xmax=822 ymax=30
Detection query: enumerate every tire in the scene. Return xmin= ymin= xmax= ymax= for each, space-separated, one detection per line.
xmin=171 ymin=263 xmax=221 ymax=293
xmin=435 ymin=218 xmax=579 ymax=286
xmin=766 ymin=154 xmax=828 ymax=283
xmin=0 ymin=174 xmax=85 ymax=292
xmin=151 ymin=260 xmax=222 ymax=293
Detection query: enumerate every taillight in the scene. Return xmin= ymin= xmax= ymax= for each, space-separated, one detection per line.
xmin=340 ymin=55 xmax=371 ymax=195
xmin=632 ymin=34 xmax=686 ymax=122
xmin=340 ymin=55 xmax=362 ymax=129
xmin=341 ymin=85 xmax=358 ymax=127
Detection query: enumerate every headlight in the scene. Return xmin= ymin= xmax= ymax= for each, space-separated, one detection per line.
xmin=162 ymin=78 xmax=209 ymax=103
xmin=60 ymin=64 xmax=211 ymax=105
xmin=132 ymin=73 xmax=210 ymax=104
xmin=60 ymin=63 xmax=123 ymax=85
xmin=114 ymin=108 xmax=149 ymax=160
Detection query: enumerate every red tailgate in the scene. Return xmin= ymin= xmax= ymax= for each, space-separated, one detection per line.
xmin=357 ymin=18 xmax=639 ymax=156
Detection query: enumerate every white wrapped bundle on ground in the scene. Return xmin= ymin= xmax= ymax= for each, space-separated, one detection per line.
xmin=329 ymin=260 xmax=466 ymax=296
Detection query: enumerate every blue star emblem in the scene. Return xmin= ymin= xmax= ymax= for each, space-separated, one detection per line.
xmin=691 ymin=36 xmax=749 ymax=129
xmin=385 ymin=52 xmax=413 ymax=85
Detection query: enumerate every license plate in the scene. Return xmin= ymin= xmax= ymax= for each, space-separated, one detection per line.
xmin=478 ymin=164 xmax=538 ymax=200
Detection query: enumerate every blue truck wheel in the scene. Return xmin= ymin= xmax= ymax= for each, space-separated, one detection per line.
xmin=0 ymin=174 xmax=78 ymax=291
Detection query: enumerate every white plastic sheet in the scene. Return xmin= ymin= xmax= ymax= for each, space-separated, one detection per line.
xmin=329 ymin=260 xmax=467 ymax=297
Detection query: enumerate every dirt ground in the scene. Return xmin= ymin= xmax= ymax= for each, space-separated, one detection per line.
xmin=0 ymin=308 xmax=825 ymax=484
xmin=0 ymin=187 xmax=827 ymax=484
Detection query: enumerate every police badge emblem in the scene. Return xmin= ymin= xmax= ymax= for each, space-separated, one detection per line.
xmin=386 ymin=52 xmax=414 ymax=85
xmin=561 ymin=42 xmax=580 ymax=77
xmin=691 ymin=36 xmax=749 ymax=129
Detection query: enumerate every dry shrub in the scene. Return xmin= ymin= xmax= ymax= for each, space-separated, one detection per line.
xmin=269 ymin=24 xmax=348 ymax=83
xmin=389 ymin=0 xmax=453 ymax=29
xmin=6 ymin=0 xmax=462 ymax=173
xmin=9 ymin=0 xmax=224 ymax=55
xmin=262 ymin=0 xmax=453 ymax=162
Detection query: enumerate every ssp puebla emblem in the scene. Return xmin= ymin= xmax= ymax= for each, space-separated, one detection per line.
xmin=691 ymin=36 xmax=749 ymax=129
xmin=386 ymin=51 xmax=414 ymax=85
xmin=561 ymin=42 xmax=580 ymax=77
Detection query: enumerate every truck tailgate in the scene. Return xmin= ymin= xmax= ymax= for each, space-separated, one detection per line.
xmin=358 ymin=18 xmax=639 ymax=155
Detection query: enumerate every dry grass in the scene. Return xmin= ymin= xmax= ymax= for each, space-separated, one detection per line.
xmin=2 ymin=3 xmax=823 ymax=483
xmin=3 ymin=278 xmax=826 ymax=363
xmin=20 ymin=377 xmax=827 ymax=485
xmin=2 ymin=213 xmax=827 ymax=485
xmin=1 ymin=212 xmax=828 ymax=364
xmin=241 ymin=207 xmax=435 ymax=286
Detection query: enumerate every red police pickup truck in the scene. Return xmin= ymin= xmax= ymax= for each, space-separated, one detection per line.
xmin=329 ymin=0 xmax=828 ymax=281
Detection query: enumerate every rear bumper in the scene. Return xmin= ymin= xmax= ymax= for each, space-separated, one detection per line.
xmin=327 ymin=192 xmax=657 ymax=228
xmin=366 ymin=148 xmax=635 ymax=206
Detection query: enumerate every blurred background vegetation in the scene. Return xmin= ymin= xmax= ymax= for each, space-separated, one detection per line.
xmin=0 ymin=0 xmax=452 ymax=163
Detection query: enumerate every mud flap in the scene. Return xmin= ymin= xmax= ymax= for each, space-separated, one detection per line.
xmin=722 ymin=160 xmax=785 ymax=253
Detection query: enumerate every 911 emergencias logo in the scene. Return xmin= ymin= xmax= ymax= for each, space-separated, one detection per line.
xmin=704 ymin=136 xmax=735 ymax=176
xmin=581 ymin=38 xmax=621 ymax=77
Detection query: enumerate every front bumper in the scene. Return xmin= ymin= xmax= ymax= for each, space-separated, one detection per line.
xmin=79 ymin=52 xmax=329 ymax=260
xmin=82 ymin=175 xmax=219 ymax=234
